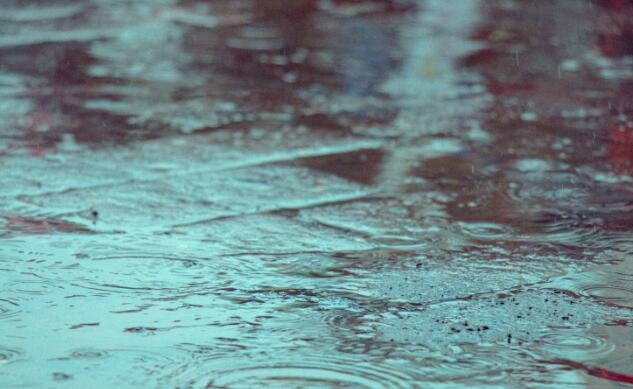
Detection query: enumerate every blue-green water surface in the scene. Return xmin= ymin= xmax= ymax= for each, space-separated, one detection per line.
xmin=1 ymin=0 xmax=633 ymax=387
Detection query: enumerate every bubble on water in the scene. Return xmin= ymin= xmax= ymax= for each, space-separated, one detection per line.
xmin=66 ymin=349 xmax=110 ymax=360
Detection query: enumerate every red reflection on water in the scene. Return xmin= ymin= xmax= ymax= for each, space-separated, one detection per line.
xmin=608 ymin=126 xmax=633 ymax=175
xmin=596 ymin=0 xmax=633 ymax=57
xmin=4 ymin=215 xmax=93 ymax=235
xmin=549 ymin=359 xmax=633 ymax=384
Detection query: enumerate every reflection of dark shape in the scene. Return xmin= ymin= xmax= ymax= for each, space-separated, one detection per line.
xmin=295 ymin=113 xmax=348 ymax=132
xmin=336 ymin=19 xmax=397 ymax=96
xmin=3 ymin=215 xmax=94 ymax=236
xmin=596 ymin=0 xmax=633 ymax=57
xmin=596 ymin=0 xmax=633 ymax=10
xmin=599 ymin=29 xmax=633 ymax=57
xmin=53 ymin=46 xmax=98 ymax=85
xmin=247 ymin=0 xmax=317 ymax=51
xmin=459 ymin=47 xmax=499 ymax=68
xmin=332 ymin=0 xmax=414 ymax=13
xmin=4 ymin=41 xmax=162 ymax=150
xmin=179 ymin=0 xmax=321 ymax=96
xmin=608 ymin=124 xmax=633 ymax=175
xmin=253 ymin=0 xmax=318 ymax=20
xmin=298 ymin=148 xmax=384 ymax=184
xmin=0 ymin=42 xmax=97 ymax=152
xmin=182 ymin=0 xmax=401 ymax=95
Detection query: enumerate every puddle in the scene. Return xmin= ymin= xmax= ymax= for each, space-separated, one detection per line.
xmin=1 ymin=0 xmax=633 ymax=388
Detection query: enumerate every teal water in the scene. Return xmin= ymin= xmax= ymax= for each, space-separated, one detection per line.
xmin=1 ymin=0 xmax=633 ymax=387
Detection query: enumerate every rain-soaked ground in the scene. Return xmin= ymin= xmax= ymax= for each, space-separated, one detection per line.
xmin=1 ymin=0 xmax=633 ymax=387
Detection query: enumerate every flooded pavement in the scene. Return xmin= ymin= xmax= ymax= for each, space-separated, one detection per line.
xmin=1 ymin=0 xmax=633 ymax=387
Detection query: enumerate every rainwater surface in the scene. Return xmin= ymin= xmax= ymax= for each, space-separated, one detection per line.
xmin=1 ymin=0 xmax=633 ymax=387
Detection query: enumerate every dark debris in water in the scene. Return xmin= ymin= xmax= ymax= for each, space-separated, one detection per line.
xmin=378 ymin=289 xmax=627 ymax=350
xmin=69 ymin=322 xmax=99 ymax=330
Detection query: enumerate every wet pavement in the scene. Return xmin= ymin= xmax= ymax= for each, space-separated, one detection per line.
xmin=1 ymin=0 xmax=633 ymax=387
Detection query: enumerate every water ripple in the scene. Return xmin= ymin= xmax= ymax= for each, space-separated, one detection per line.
xmin=0 ymin=347 xmax=23 ymax=366
xmin=579 ymin=285 xmax=633 ymax=309
xmin=0 ymin=299 xmax=20 ymax=321
xmin=537 ymin=332 xmax=615 ymax=361
xmin=186 ymin=356 xmax=419 ymax=389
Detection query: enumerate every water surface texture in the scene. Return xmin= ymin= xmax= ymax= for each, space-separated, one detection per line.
xmin=2 ymin=0 xmax=633 ymax=387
